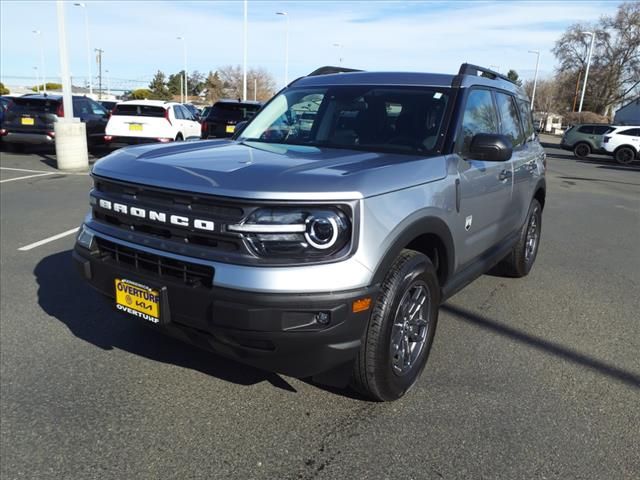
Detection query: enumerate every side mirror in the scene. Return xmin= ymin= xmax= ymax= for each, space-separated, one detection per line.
xmin=468 ymin=133 xmax=513 ymax=161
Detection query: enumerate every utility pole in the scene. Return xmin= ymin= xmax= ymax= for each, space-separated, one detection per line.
xmin=95 ymin=48 xmax=104 ymax=99
xmin=578 ymin=31 xmax=595 ymax=113
xmin=572 ymin=70 xmax=582 ymax=112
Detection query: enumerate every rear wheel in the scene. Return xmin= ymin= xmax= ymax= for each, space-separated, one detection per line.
xmin=351 ymin=250 xmax=440 ymax=402
xmin=615 ymin=146 xmax=636 ymax=165
xmin=175 ymin=133 xmax=184 ymax=142
xmin=573 ymin=142 xmax=591 ymax=159
xmin=498 ymin=199 xmax=542 ymax=278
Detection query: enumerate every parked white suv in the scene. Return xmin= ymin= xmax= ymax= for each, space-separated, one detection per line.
xmin=105 ymin=100 xmax=201 ymax=147
xmin=602 ymin=126 xmax=640 ymax=164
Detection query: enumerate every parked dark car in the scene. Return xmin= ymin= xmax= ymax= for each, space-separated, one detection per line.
xmin=201 ymin=99 xmax=262 ymax=138
xmin=0 ymin=94 xmax=109 ymax=151
xmin=0 ymin=96 xmax=11 ymax=125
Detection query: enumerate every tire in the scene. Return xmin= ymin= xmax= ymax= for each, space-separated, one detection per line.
xmin=615 ymin=146 xmax=636 ymax=165
xmin=573 ymin=142 xmax=591 ymax=159
xmin=175 ymin=133 xmax=184 ymax=142
xmin=499 ymin=199 xmax=542 ymax=278
xmin=351 ymin=250 xmax=440 ymax=402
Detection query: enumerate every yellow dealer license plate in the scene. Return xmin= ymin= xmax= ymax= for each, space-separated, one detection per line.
xmin=129 ymin=124 xmax=143 ymax=131
xmin=21 ymin=117 xmax=35 ymax=125
xmin=226 ymin=125 xmax=235 ymax=133
xmin=115 ymin=278 xmax=160 ymax=323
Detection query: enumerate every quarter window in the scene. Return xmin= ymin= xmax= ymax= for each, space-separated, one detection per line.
xmin=495 ymin=92 xmax=524 ymax=147
xmin=173 ymin=106 xmax=184 ymax=120
xmin=459 ymin=89 xmax=499 ymax=155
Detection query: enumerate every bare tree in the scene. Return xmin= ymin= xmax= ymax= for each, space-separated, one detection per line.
xmin=552 ymin=2 xmax=640 ymax=115
xmin=217 ymin=65 xmax=277 ymax=101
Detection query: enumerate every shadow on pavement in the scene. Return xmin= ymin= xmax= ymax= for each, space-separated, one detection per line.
xmin=35 ymin=250 xmax=297 ymax=393
xmin=442 ymin=304 xmax=640 ymax=389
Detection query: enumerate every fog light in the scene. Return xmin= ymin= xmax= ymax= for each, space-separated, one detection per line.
xmin=315 ymin=312 xmax=330 ymax=325
xmin=76 ymin=226 xmax=95 ymax=250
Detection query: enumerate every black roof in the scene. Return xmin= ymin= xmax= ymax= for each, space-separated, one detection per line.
xmin=292 ymin=63 xmax=528 ymax=100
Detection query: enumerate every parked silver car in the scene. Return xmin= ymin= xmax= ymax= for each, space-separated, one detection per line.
xmin=74 ymin=64 xmax=546 ymax=401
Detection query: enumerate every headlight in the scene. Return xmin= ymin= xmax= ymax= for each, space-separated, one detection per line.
xmin=228 ymin=207 xmax=351 ymax=259
xmin=76 ymin=225 xmax=95 ymax=250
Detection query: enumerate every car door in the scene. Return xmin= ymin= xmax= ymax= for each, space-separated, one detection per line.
xmin=454 ymin=88 xmax=514 ymax=269
xmin=180 ymin=105 xmax=200 ymax=139
xmin=494 ymin=91 xmax=532 ymax=231
xmin=85 ymin=99 xmax=109 ymax=142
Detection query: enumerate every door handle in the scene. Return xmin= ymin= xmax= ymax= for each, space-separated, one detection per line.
xmin=498 ymin=170 xmax=512 ymax=181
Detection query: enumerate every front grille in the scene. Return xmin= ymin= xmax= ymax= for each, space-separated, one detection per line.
xmin=92 ymin=177 xmax=247 ymax=253
xmin=96 ymin=238 xmax=214 ymax=287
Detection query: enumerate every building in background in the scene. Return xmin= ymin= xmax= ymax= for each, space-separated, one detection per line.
xmin=614 ymin=98 xmax=640 ymax=125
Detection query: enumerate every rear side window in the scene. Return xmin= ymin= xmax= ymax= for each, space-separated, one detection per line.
xmin=578 ymin=125 xmax=594 ymax=134
xmin=179 ymin=105 xmax=193 ymax=120
xmin=10 ymin=97 xmax=60 ymax=114
xmin=459 ymin=89 xmax=499 ymax=155
xmin=113 ymin=105 xmax=166 ymax=117
xmin=173 ymin=106 xmax=184 ymax=119
xmin=593 ymin=125 xmax=613 ymax=135
xmin=619 ymin=128 xmax=640 ymax=136
xmin=495 ymin=92 xmax=524 ymax=147
xmin=517 ymin=100 xmax=534 ymax=140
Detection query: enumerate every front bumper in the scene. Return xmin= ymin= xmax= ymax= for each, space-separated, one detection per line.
xmin=73 ymin=236 xmax=377 ymax=378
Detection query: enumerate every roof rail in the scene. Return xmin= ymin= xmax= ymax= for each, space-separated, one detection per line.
xmin=458 ymin=63 xmax=515 ymax=85
xmin=307 ymin=66 xmax=363 ymax=77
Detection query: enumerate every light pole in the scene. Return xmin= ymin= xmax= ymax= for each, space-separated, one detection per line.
xmin=243 ymin=0 xmax=248 ymax=101
xmin=73 ymin=2 xmax=93 ymax=97
xmin=276 ymin=11 xmax=289 ymax=87
xmin=578 ymin=31 xmax=595 ymax=113
xmin=528 ymin=50 xmax=540 ymax=110
xmin=33 ymin=66 xmax=40 ymax=93
xmin=176 ymin=36 xmax=187 ymax=103
xmin=332 ymin=43 xmax=344 ymax=65
xmin=32 ymin=30 xmax=47 ymax=93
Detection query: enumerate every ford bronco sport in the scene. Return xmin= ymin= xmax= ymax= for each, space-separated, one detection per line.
xmin=74 ymin=64 xmax=546 ymax=401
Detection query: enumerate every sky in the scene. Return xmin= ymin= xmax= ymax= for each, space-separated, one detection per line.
xmin=0 ymin=0 xmax=612 ymax=91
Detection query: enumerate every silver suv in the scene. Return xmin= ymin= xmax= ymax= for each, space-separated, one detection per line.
xmin=74 ymin=64 xmax=546 ymax=401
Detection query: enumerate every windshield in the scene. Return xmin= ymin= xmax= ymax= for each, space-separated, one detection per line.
xmin=239 ymin=86 xmax=450 ymax=155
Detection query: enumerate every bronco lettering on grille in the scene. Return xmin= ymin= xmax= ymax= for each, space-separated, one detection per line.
xmin=95 ymin=197 xmax=215 ymax=232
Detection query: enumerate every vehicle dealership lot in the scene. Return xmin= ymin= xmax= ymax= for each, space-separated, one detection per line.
xmin=1 ymin=139 xmax=638 ymax=479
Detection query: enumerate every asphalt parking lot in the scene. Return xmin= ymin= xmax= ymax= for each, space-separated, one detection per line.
xmin=1 ymin=137 xmax=639 ymax=479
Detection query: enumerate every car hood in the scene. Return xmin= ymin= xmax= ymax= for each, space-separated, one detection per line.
xmin=92 ymin=140 xmax=447 ymax=200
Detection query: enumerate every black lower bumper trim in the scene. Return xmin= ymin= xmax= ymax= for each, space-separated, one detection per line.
xmin=73 ymin=246 xmax=377 ymax=378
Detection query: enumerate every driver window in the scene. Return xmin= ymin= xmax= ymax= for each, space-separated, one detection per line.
xmin=459 ymin=89 xmax=499 ymax=156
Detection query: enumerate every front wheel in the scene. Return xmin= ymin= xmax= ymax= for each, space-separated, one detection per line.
xmin=615 ymin=147 xmax=636 ymax=165
xmin=573 ymin=143 xmax=591 ymax=159
xmin=351 ymin=250 xmax=440 ymax=401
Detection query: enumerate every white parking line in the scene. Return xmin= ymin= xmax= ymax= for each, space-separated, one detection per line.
xmin=18 ymin=227 xmax=80 ymax=251
xmin=0 ymin=167 xmax=57 ymax=174
xmin=0 ymin=172 xmax=57 ymax=183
